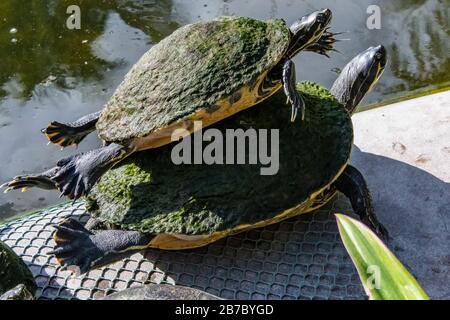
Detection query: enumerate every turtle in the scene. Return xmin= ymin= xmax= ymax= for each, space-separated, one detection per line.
xmin=0 ymin=240 xmax=37 ymax=300
xmin=1 ymin=9 xmax=337 ymax=201
xmin=102 ymin=284 xmax=221 ymax=300
xmin=2 ymin=46 xmax=388 ymax=274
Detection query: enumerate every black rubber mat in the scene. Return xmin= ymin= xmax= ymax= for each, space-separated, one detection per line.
xmin=0 ymin=194 xmax=366 ymax=300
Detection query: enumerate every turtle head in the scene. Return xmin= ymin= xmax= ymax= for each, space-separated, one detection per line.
xmin=363 ymin=45 xmax=387 ymax=89
xmin=287 ymin=8 xmax=333 ymax=57
xmin=331 ymin=45 xmax=388 ymax=115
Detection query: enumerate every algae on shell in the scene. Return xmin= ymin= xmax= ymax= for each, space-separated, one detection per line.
xmin=86 ymin=82 xmax=352 ymax=236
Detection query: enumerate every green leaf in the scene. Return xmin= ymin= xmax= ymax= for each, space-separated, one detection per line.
xmin=335 ymin=214 xmax=429 ymax=300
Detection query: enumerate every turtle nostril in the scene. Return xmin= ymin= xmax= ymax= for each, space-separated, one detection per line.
xmin=374 ymin=44 xmax=386 ymax=54
xmin=374 ymin=45 xmax=387 ymax=62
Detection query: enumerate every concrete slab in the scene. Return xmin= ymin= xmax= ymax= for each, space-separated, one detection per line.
xmin=351 ymin=90 xmax=450 ymax=299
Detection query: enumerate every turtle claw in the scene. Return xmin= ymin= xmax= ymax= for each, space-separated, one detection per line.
xmin=50 ymin=218 xmax=151 ymax=273
xmin=288 ymin=93 xmax=305 ymax=122
xmin=50 ymin=219 xmax=98 ymax=275
xmin=52 ymin=143 xmax=132 ymax=200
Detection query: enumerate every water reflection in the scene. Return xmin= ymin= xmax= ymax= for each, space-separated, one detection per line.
xmin=0 ymin=0 xmax=179 ymax=99
xmin=0 ymin=0 xmax=448 ymax=220
xmin=0 ymin=0 xmax=180 ymax=220
xmin=386 ymin=0 xmax=450 ymax=91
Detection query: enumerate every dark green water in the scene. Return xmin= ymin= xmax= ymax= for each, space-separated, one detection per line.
xmin=0 ymin=0 xmax=449 ymax=220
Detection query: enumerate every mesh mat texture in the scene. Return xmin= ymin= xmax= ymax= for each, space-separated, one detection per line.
xmin=0 ymin=194 xmax=366 ymax=300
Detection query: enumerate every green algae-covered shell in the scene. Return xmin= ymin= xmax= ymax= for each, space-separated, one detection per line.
xmin=97 ymin=16 xmax=290 ymax=142
xmin=86 ymin=82 xmax=353 ymax=240
xmin=0 ymin=240 xmax=37 ymax=296
xmin=103 ymin=284 xmax=221 ymax=300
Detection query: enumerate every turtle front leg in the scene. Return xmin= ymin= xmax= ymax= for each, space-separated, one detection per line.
xmin=304 ymin=28 xmax=340 ymax=58
xmin=1 ymin=167 xmax=59 ymax=193
xmin=52 ymin=143 xmax=135 ymax=200
xmin=282 ymin=60 xmax=305 ymax=122
xmin=49 ymin=219 xmax=151 ymax=274
xmin=42 ymin=111 xmax=102 ymax=148
xmin=334 ymin=165 xmax=389 ymax=241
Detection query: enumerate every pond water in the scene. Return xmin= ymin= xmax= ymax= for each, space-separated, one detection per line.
xmin=0 ymin=0 xmax=449 ymax=221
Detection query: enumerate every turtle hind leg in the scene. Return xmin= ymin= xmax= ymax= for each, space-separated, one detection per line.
xmin=53 ymin=143 xmax=135 ymax=200
xmin=49 ymin=218 xmax=151 ymax=274
xmin=43 ymin=122 xmax=91 ymax=148
xmin=334 ymin=165 xmax=390 ymax=241
xmin=1 ymin=167 xmax=59 ymax=193
xmin=42 ymin=111 xmax=101 ymax=148
xmin=2 ymin=143 xmax=134 ymax=199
